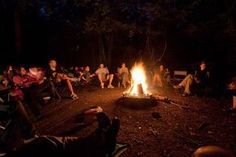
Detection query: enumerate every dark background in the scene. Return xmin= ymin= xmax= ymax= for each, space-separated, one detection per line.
xmin=0 ymin=0 xmax=236 ymax=79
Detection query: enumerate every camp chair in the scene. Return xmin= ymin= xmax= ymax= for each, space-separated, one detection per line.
xmin=173 ymin=70 xmax=187 ymax=81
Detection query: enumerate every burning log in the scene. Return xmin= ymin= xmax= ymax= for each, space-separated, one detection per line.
xmin=137 ymin=84 xmax=144 ymax=96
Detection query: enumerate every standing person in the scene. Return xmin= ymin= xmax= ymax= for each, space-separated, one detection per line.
xmin=117 ymin=63 xmax=129 ymax=88
xmin=45 ymin=59 xmax=79 ymax=100
xmin=95 ymin=64 xmax=114 ymax=89
xmin=152 ymin=65 xmax=170 ymax=88
xmin=174 ymin=61 xmax=210 ymax=96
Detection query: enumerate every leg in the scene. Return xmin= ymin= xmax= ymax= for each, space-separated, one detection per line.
xmin=121 ymin=73 xmax=128 ymax=88
xmin=98 ymin=75 xmax=105 ymax=88
xmin=152 ymin=74 xmax=158 ymax=85
xmin=184 ymin=76 xmax=193 ymax=94
xmin=65 ymin=79 xmax=78 ymax=99
xmin=153 ymin=74 xmax=162 ymax=87
xmin=108 ymin=74 xmax=114 ymax=88
xmin=66 ymin=79 xmax=74 ymax=94
xmin=156 ymin=74 xmax=163 ymax=87
xmin=59 ymin=75 xmax=78 ymax=99
xmin=179 ymin=74 xmax=193 ymax=87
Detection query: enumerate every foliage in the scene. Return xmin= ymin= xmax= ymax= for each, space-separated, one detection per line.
xmin=16 ymin=0 xmax=236 ymax=35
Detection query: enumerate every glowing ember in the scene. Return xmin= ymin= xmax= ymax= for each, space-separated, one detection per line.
xmin=125 ymin=63 xmax=150 ymax=96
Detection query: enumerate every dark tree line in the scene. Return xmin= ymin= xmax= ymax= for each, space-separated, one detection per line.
xmin=0 ymin=0 xmax=235 ymax=70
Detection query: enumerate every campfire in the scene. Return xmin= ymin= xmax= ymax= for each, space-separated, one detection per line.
xmin=120 ymin=62 xmax=156 ymax=108
xmin=124 ymin=62 xmax=151 ymax=97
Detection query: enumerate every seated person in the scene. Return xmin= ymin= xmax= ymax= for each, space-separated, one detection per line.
xmin=95 ymin=64 xmax=114 ymax=89
xmin=13 ymin=67 xmax=59 ymax=117
xmin=117 ymin=63 xmax=130 ymax=88
xmin=0 ymin=76 xmax=11 ymax=90
xmin=3 ymin=102 xmax=120 ymax=157
xmin=81 ymin=66 xmax=95 ymax=84
xmin=45 ymin=59 xmax=79 ymax=100
xmin=74 ymin=66 xmax=84 ymax=78
xmin=152 ymin=65 xmax=170 ymax=88
xmin=13 ymin=67 xmax=40 ymax=88
xmin=0 ymin=65 xmax=15 ymax=93
xmin=0 ymin=75 xmax=11 ymax=102
xmin=12 ymin=66 xmax=51 ymax=120
xmin=3 ymin=65 xmax=15 ymax=82
xmin=174 ymin=61 xmax=210 ymax=96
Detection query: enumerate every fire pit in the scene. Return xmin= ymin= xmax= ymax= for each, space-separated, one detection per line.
xmin=120 ymin=63 xmax=157 ymax=109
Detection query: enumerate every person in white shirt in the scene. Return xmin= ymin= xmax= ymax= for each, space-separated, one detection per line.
xmin=95 ymin=64 xmax=114 ymax=89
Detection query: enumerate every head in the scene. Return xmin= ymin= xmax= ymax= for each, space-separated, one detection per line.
xmin=99 ymin=64 xmax=104 ymax=68
xmin=85 ymin=66 xmax=90 ymax=71
xmin=20 ymin=67 xmax=27 ymax=76
xmin=200 ymin=61 xmax=207 ymax=71
xmin=49 ymin=60 xmax=57 ymax=69
xmin=159 ymin=65 xmax=164 ymax=71
xmin=75 ymin=66 xmax=79 ymax=71
xmin=192 ymin=146 xmax=234 ymax=157
xmin=121 ymin=63 xmax=126 ymax=68
xmin=7 ymin=65 xmax=13 ymax=71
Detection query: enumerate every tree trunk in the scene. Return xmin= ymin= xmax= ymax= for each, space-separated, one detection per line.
xmin=15 ymin=7 xmax=21 ymax=56
xmin=105 ymin=32 xmax=113 ymax=67
xmin=98 ymin=33 xmax=106 ymax=64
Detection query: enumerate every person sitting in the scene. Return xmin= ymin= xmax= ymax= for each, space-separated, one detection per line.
xmin=74 ymin=66 xmax=84 ymax=78
xmin=117 ymin=63 xmax=130 ymax=88
xmin=95 ymin=64 xmax=114 ymax=89
xmin=174 ymin=61 xmax=210 ymax=96
xmin=12 ymin=66 xmax=50 ymax=120
xmin=0 ymin=65 xmax=16 ymax=93
xmin=152 ymin=65 xmax=170 ymax=88
xmin=3 ymin=65 xmax=15 ymax=82
xmin=80 ymin=66 xmax=95 ymax=85
xmin=45 ymin=59 xmax=79 ymax=100
xmin=3 ymin=102 xmax=120 ymax=157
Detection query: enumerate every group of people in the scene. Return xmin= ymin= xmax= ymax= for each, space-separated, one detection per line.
xmin=0 ymin=59 xmax=212 ymax=121
xmin=2 ymin=60 xmax=235 ymax=157
xmin=0 ymin=60 xmax=132 ymax=121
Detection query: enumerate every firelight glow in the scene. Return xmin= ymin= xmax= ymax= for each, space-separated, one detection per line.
xmin=126 ymin=63 xmax=149 ymax=96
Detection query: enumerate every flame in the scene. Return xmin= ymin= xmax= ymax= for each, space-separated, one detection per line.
xmin=126 ymin=63 xmax=149 ymax=96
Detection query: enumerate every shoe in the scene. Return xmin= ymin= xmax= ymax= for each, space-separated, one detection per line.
xmin=101 ymin=83 xmax=104 ymax=89
xmin=173 ymin=85 xmax=181 ymax=89
xmin=108 ymin=85 xmax=114 ymax=89
xmin=71 ymin=93 xmax=78 ymax=100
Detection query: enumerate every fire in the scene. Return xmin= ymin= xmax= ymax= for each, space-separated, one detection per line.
xmin=126 ymin=63 xmax=149 ymax=96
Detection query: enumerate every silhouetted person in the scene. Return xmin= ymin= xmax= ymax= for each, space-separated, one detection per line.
xmin=45 ymin=60 xmax=79 ymax=99
xmin=174 ymin=61 xmax=210 ymax=96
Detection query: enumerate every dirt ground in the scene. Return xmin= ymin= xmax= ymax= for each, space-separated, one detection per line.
xmin=35 ymin=87 xmax=236 ymax=157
